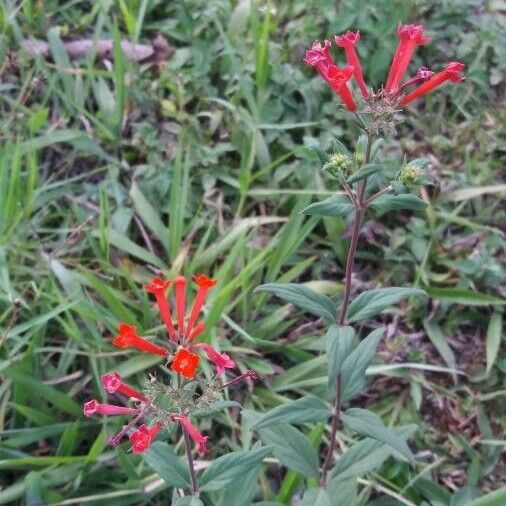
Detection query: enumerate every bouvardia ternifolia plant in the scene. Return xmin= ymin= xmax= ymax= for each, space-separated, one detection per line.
xmin=253 ymin=24 xmax=464 ymax=503
xmin=81 ymin=24 xmax=465 ymax=506
xmin=83 ymin=274 xmax=260 ymax=503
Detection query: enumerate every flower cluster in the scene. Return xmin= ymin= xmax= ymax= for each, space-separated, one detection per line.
xmin=304 ymin=24 xmax=464 ymax=111
xmin=83 ymin=274 xmax=239 ymax=454
xmin=115 ymin=274 xmax=235 ymax=378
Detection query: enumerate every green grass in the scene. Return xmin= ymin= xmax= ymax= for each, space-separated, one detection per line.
xmin=0 ymin=0 xmax=505 ymax=504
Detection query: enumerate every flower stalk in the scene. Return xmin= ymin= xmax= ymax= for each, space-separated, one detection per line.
xmin=321 ymin=133 xmax=373 ymax=485
xmin=183 ymin=425 xmax=200 ymax=495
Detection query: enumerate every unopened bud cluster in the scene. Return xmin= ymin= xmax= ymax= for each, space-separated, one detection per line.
xmin=399 ymin=163 xmax=423 ymax=185
xmin=323 ymin=153 xmax=354 ymax=178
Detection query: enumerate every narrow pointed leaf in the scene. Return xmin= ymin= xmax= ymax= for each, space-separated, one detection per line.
xmin=347 ymin=287 xmax=427 ymax=322
xmin=341 ymin=408 xmax=415 ymax=462
xmin=371 ymin=194 xmax=427 ymax=212
xmin=258 ymin=424 xmax=319 ymax=477
xmin=486 ymin=313 xmax=502 ymax=375
xmin=142 ymin=441 xmax=189 ymax=488
xmin=331 ymin=425 xmax=416 ymax=481
xmin=254 ymin=396 xmax=330 ymax=429
xmin=255 ymin=283 xmax=336 ymax=322
xmin=340 ymin=328 xmax=383 ymax=402
xmin=199 ymin=447 xmax=272 ymax=491
xmin=347 ymin=163 xmax=384 ymax=184
xmin=326 ymin=325 xmax=356 ymax=389
xmin=301 ymin=195 xmax=353 ymax=218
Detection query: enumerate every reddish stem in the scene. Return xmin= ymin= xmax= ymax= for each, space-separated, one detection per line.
xmin=320 ymin=133 xmax=372 ymax=486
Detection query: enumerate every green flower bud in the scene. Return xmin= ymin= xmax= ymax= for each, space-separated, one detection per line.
xmin=354 ymin=149 xmax=365 ymax=166
xmin=323 ymin=153 xmax=354 ymax=178
xmin=400 ymin=163 xmax=423 ymax=185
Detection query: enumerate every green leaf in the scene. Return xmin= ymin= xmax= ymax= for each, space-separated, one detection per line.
xmin=341 ymin=408 xmax=415 ymax=462
xmin=452 ymin=485 xmax=481 ymax=506
xmin=340 ymin=328 xmax=383 ymax=402
xmin=426 ymin=287 xmax=506 ymax=306
xmin=424 ymin=322 xmax=457 ymax=384
xmin=347 ymin=163 xmax=384 ymax=184
xmin=254 ymin=396 xmax=330 ymax=429
xmin=130 ymin=182 xmax=170 ymax=254
xmin=300 ymin=195 xmax=353 ymax=218
xmin=371 ymin=193 xmax=427 ymax=212
xmin=347 ymin=287 xmax=427 ymax=322
xmin=0 ymin=456 xmax=88 ymax=468
xmin=254 ymin=283 xmax=336 ymax=322
xmin=173 ymin=497 xmax=204 ymax=506
xmin=3 ymin=368 xmax=81 ymax=416
xmin=25 ymin=472 xmax=44 ymax=506
xmin=258 ymin=424 xmax=319 ymax=478
xmin=199 ymin=447 xmax=272 ymax=491
xmin=18 ymin=129 xmax=85 ymax=155
xmin=330 ymin=425 xmax=416 ymax=481
xmin=331 ymin=438 xmax=391 ymax=481
xmin=328 ymin=478 xmax=357 ymax=506
xmin=326 ymin=325 xmax=356 ymax=389
xmin=467 ymin=487 xmax=506 ymax=506
xmin=215 ymin=459 xmax=264 ymax=506
xmin=100 ymin=228 xmax=167 ymax=269
xmin=83 ymin=270 xmax=138 ymax=324
xmin=486 ymin=313 xmax=503 ymax=375
xmin=142 ymin=441 xmax=189 ymax=488
xmin=299 ymin=488 xmax=331 ymax=506
xmin=86 ymin=430 xmax=106 ymax=463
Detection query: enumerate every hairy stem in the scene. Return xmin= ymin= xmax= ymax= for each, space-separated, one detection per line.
xmin=321 ymin=132 xmax=373 ymax=486
xmin=176 ymin=374 xmax=199 ymax=496
xmin=183 ymin=426 xmax=199 ymax=495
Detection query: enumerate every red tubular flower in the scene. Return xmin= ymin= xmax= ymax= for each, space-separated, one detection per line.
xmin=385 ymin=24 xmax=429 ymax=93
xmin=144 ymin=277 xmax=177 ymax=341
xmin=185 ymin=275 xmax=218 ymax=338
xmin=192 ymin=343 xmax=235 ymax=376
xmin=101 ymin=372 xmax=146 ymax=402
xmin=173 ymin=276 xmax=187 ymax=336
xmin=396 ymin=66 xmax=434 ymax=94
xmin=400 ymin=62 xmax=465 ymax=105
xmin=304 ymin=40 xmax=335 ymax=86
xmin=222 ymin=370 xmax=259 ymax=388
xmin=113 ymin=323 xmax=168 ymax=357
xmin=327 ymin=65 xmax=357 ymax=112
xmin=129 ymin=422 xmax=163 ymax=453
xmin=173 ymin=415 xmax=208 ymax=454
xmin=108 ymin=412 xmax=144 ymax=447
xmin=83 ymin=399 xmax=139 ymax=417
xmin=188 ymin=322 xmax=205 ymax=342
xmin=334 ymin=31 xmax=369 ymax=98
xmin=171 ymin=347 xmax=200 ymax=379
